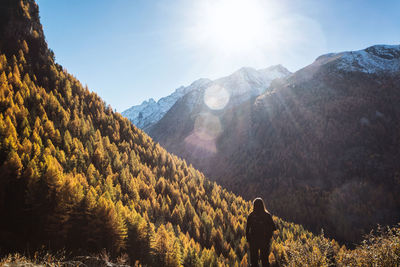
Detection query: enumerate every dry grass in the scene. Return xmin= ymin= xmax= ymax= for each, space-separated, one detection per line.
xmin=337 ymin=224 xmax=400 ymax=266
xmin=1 ymin=225 xmax=399 ymax=267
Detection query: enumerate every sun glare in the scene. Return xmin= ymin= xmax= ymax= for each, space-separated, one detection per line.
xmin=183 ymin=0 xmax=327 ymax=73
xmin=188 ymin=0 xmax=274 ymax=54
xmin=204 ymin=84 xmax=230 ymax=110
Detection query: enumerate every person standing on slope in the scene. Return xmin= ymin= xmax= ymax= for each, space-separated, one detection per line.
xmin=246 ymin=197 xmax=277 ymax=267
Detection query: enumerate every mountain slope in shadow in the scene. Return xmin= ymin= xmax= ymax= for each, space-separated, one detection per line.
xmin=149 ymin=45 xmax=400 ymax=244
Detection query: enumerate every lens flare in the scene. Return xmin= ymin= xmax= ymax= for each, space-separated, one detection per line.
xmin=193 ymin=112 xmax=222 ymax=141
xmin=204 ymin=84 xmax=230 ymax=110
xmin=184 ymin=112 xmax=223 ymax=155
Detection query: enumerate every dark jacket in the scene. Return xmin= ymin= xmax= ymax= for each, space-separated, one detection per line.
xmin=246 ymin=210 xmax=276 ymax=243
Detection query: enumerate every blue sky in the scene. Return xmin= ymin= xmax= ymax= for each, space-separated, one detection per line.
xmin=36 ymin=0 xmax=400 ymax=112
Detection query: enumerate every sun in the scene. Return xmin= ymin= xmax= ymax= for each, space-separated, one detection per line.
xmin=182 ymin=0 xmax=326 ymax=75
xmin=188 ymin=0 xmax=273 ymax=54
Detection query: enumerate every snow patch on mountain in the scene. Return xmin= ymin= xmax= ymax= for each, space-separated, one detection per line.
xmin=122 ymin=78 xmax=211 ymax=130
xmin=316 ymin=44 xmax=400 ymax=74
xmin=213 ymin=64 xmax=290 ymax=97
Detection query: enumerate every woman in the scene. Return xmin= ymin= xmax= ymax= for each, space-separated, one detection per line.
xmin=246 ymin=198 xmax=277 ymax=267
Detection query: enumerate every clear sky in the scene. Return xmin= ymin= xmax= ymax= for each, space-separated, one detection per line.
xmin=36 ymin=0 xmax=400 ymax=112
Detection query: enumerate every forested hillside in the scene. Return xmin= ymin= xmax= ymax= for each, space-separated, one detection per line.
xmin=0 ymin=1 xmax=399 ymax=266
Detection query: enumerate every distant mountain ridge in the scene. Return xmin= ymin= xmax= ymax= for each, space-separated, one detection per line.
xmin=122 ymin=65 xmax=291 ymax=130
xmin=122 ymin=78 xmax=211 ymax=130
xmin=148 ymin=44 xmax=400 ymax=244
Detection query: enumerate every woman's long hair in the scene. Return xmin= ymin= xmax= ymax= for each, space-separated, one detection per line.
xmin=253 ymin=197 xmax=268 ymax=213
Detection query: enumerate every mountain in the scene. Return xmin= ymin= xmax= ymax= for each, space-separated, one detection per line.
xmin=149 ymin=44 xmax=400 ymax=244
xmin=0 ymin=1 xmax=349 ymax=266
xmin=122 ymin=78 xmax=211 ymax=130
xmin=123 ymin=65 xmax=291 ymax=130
xmin=313 ymin=45 xmax=400 ymax=74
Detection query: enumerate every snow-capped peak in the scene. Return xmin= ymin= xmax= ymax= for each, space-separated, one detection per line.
xmin=315 ymin=44 xmax=400 ymax=74
xmin=259 ymin=64 xmax=292 ymax=77
xmin=215 ymin=65 xmax=291 ymax=96
xmin=122 ymin=78 xmax=211 ymax=130
xmin=142 ymin=98 xmax=156 ymax=105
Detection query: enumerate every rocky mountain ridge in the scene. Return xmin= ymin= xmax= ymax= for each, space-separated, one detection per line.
xmin=122 ymin=65 xmax=291 ymax=130
xmin=122 ymin=78 xmax=211 ymax=130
